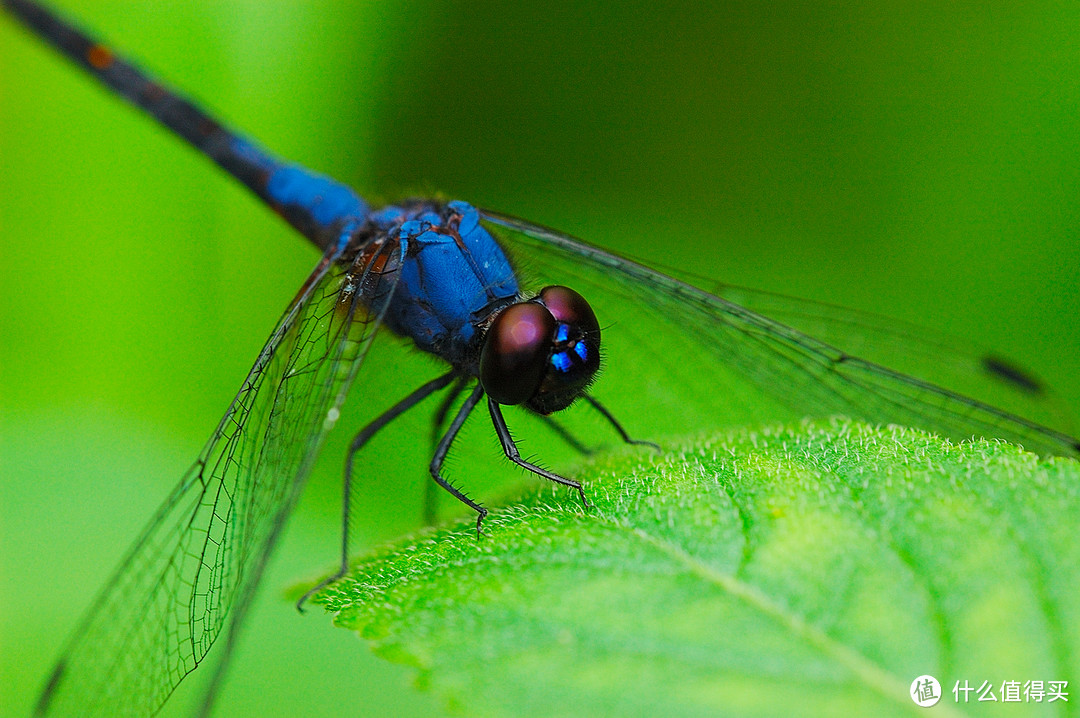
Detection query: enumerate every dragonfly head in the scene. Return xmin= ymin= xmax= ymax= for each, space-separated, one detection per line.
xmin=479 ymin=286 xmax=601 ymax=415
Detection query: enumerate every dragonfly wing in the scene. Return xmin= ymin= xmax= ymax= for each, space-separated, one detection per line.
xmin=37 ymin=241 xmax=402 ymax=718
xmin=696 ymin=283 xmax=1076 ymax=436
xmin=481 ymin=211 xmax=1079 ymax=459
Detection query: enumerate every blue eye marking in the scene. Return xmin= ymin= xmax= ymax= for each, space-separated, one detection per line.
xmin=551 ymin=352 xmax=572 ymax=373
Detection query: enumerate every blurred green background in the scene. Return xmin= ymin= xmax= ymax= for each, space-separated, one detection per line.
xmin=2 ymin=1 xmax=1079 ymax=716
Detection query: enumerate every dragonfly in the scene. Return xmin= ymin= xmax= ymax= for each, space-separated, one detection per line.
xmin=5 ymin=1 xmax=1079 ymax=717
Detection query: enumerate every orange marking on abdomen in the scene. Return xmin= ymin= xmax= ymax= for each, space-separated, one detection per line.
xmin=86 ymin=45 xmax=114 ymax=70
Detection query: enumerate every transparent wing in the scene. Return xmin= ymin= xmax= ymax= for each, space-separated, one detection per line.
xmin=481 ymin=211 xmax=1080 ymax=459
xmin=37 ymin=241 xmax=402 ymax=718
xmin=704 ymin=284 xmax=1076 ymax=435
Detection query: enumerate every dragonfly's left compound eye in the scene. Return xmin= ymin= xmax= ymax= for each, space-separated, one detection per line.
xmin=480 ymin=302 xmax=558 ymax=406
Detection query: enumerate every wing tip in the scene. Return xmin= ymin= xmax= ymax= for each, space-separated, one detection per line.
xmin=982 ymin=355 xmax=1044 ymax=396
xmin=35 ymin=658 xmax=66 ymax=716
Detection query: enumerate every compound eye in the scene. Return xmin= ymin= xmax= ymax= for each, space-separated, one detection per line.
xmin=480 ymin=302 xmax=557 ymax=405
xmin=538 ymin=286 xmax=599 ymax=338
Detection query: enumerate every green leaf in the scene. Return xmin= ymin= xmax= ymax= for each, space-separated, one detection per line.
xmin=315 ymin=421 xmax=1080 ymax=717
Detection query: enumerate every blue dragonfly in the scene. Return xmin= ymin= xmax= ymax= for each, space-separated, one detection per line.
xmin=5 ymin=1 xmax=1079 ymax=717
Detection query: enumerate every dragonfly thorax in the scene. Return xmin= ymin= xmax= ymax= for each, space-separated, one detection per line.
xmin=358 ymin=201 xmax=520 ymax=364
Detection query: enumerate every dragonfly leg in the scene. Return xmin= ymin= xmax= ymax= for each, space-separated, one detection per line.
xmin=538 ymin=414 xmax=594 ymax=455
xmin=425 ymin=377 xmax=471 ymax=525
xmin=296 ymin=370 xmax=458 ymax=612
xmin=431 ymin=376 xmax=471 ymax=437
xmin=583 ymin=393 xmax=661 ymax=451
xmin=431 ymin=384 xmax=489 ymax=535
xmin=488 ymin=398 xmax=591 ymax=510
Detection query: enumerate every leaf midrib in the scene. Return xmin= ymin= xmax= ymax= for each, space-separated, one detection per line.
xmin=624 ymin=523 xmax=966 ymax=718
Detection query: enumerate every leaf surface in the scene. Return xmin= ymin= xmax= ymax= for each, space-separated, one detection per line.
xmin=317 ymin=422 xmax=1080 ymax=717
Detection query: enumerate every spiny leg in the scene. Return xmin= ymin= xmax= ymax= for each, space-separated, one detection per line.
xmin=488 ymin=398 xmax=590 ymax=510
xmin=431 ymin=376 xmax=471 ymax=437
xmin=583 ymin=393 xmax=661 ymax=450
xmin=425 ymin=377 xmax=470 ymax=526
xmin=295 ymin=370 xmax=457 ymax=611
xmin=537 ymin=414 xmax=594 ymax=455
xmin=530 ymin=394 xmax=658 ymax=456
xmin=431 ymin=384 xmax=489 ymax=535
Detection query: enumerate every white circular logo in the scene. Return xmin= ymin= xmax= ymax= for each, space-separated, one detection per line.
xmin=910 ymin=675 xmax=942 ymax=707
